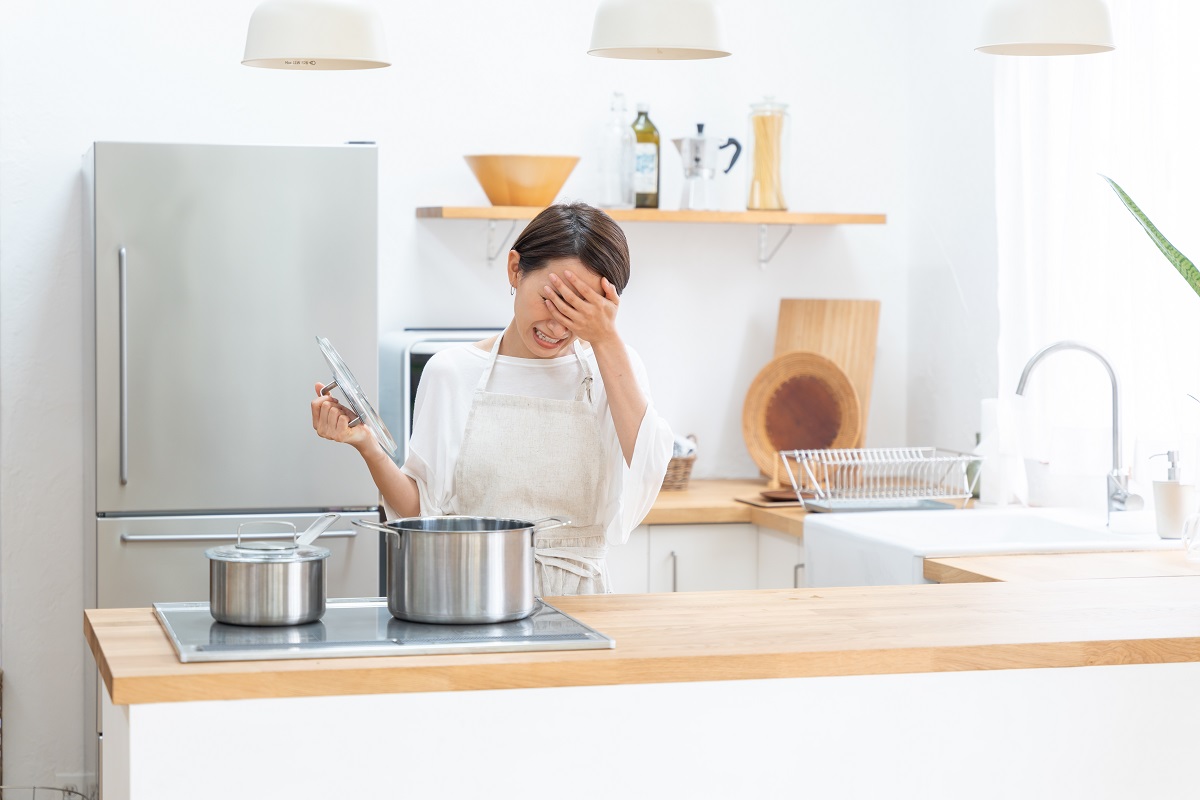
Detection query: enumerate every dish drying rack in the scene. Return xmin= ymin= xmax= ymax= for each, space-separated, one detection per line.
xmin=779 ymin=447 xmax=979 ymax=512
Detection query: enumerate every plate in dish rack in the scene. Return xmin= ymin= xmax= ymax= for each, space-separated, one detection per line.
xmin=741 ymin=350 xmax=862 ymax=477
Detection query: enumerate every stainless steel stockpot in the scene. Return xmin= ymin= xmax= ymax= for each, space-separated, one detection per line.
xmin=205 ymin=522 xmax=330 ymax=626
xmin=354 ymin=516 xmax=566 ymax=624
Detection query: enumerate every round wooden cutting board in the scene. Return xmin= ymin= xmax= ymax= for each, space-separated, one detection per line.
xmin=741 ymin=350 xmax=863 ymax=476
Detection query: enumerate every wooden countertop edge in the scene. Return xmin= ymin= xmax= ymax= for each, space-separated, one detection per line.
xmin=642 ymin=505 xmax=806 ymax=535
xmin=84 ymin=612 xmax=115 ymax=697
xmin=641 ymin=479 xmax=807 ymax=534
xmin=923 ymin=559 xmax=1000 ymax=584
xmin=99 ymin=638 xmax=1200 ymax=705
xmin=641 ymin=506 xmax=755 ymax=525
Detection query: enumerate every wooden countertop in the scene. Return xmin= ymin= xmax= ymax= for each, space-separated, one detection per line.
xmin=926 ymin=548 xmax=1200 ymax=584
xmin=644 ymin=478 xmax=808 ymax=535
xmin=86 ymin=577 xmax=1200 ymax=705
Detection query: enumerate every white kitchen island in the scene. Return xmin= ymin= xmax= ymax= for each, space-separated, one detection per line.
xmin=87 ymin=580 xmax=1200 ymax=799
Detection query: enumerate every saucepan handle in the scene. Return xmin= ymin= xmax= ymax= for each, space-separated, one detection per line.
xmin=531 ymin=516 xmax=570 ymax=533
xmin=351 ymin=519 xmax=393 ymax=534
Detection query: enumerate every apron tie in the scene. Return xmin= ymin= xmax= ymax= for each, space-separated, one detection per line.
xmin=534 ymin=545 xmax=606 ymax=579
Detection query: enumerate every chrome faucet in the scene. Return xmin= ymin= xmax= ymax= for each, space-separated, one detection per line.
xmin=1015 ymin=340 xmax=1142 ymax=525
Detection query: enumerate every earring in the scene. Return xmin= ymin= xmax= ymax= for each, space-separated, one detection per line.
xmin=510 ymin=286 xmax=515 ymax=296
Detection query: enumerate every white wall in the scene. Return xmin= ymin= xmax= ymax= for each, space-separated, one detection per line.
xmin=906 ymin=0 xmax=1000 ymax=452
xmin=0 ymin=0 xmax=994 ymax=788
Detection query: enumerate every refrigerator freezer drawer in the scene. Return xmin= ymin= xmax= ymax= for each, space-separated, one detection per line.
xmin=96 ymin=512 xmax=382 ymax=609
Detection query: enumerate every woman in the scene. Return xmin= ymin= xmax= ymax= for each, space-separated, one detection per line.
xmin=312 ymin=203 xmax=673 ymax=595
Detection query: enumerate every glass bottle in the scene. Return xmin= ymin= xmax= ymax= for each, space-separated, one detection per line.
xmin=632 ymin=103 xmax=660 ymax=209
xmin=746 ymin=96 xmax=790 ymax=210
xmin=597 ymin=92 xmax=635 ymax=209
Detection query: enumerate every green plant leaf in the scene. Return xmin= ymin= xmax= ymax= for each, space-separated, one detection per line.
xmin=1101 ymin=174 xmax=1200 ymax=299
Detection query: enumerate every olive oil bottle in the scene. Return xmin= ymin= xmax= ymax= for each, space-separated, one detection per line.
xmin=632 ymin=103 xmax=660 ymax=208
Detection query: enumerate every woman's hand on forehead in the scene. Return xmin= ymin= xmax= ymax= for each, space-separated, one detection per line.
xmin=540 ymin=270 xmax=620 ymax=345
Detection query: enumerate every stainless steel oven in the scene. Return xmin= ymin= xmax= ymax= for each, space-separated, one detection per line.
xmin=380 ymin=328 xmax=504 ymax=466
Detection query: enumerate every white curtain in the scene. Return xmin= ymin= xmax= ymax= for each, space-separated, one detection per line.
xmin=994 ymin=0 xmax=1200 ymax=504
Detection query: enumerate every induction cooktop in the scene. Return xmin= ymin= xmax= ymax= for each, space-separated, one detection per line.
xmin=154 ymin=597 xmax=614 ymax=663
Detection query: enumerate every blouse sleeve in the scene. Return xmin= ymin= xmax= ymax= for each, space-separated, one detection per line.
xmin=603 ymin=347 xmax=674 ymax=546
xmin=399 ymin=351 xmax=466 ymax=517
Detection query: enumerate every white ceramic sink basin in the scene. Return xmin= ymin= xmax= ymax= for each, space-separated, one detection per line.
xmin=803 ymin=507 xmax=1179 ymax=587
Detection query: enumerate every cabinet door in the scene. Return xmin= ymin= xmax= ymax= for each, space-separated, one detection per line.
xmin=757 ymin=528 xmax=806 ymax=589
xmin=648 ymin=524 xmax=758 ymax=592
xmin=607 ymin=525 xmax=650 ymax=594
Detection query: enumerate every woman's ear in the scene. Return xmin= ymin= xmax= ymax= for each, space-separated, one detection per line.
xmin=506 ymin=250 xmax=521 ymax=290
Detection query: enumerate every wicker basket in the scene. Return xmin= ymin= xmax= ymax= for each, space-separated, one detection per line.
xmin=661 ymin=435 xmax=697 ymax=491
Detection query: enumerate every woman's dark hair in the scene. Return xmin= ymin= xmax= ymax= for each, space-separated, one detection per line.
xmin=510 ymin=203 xmax=631 ymax=294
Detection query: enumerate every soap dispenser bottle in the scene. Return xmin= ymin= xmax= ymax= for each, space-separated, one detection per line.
xmin=1151 ymin=450 xmax=1195 ymax=539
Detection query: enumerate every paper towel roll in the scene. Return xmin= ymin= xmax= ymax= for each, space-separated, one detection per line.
xmin=978 ymin=397 xmax=1029 ymax=506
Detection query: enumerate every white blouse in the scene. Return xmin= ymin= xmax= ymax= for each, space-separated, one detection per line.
xmin=399 ymin=340 xmax=673 ymax=546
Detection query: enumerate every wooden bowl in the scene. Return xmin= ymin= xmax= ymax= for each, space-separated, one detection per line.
xmin=741 ymin=350 xmax=862 ymax=477
xmin=463 ymin=155 xmax=580 ymax=207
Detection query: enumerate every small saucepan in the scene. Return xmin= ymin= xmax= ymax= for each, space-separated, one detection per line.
xmin=206 ymin=515 xmax=339 ymax=627
xmin=353 ymin=515 xmax=567 ymax=624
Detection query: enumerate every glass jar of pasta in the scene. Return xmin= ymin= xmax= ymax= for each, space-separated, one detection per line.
xmin=746 ymin=97 xmax=789 ymax=211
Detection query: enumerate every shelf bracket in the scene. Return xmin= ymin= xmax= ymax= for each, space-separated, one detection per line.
xmin=757 ymin=224 xmax=794 ymax=268
xmin=486 ymin=220 xmax=518 ymax=264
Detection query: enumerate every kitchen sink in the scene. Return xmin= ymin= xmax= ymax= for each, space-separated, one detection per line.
xmin=803 ymin=507 xmax=1180 ymax=587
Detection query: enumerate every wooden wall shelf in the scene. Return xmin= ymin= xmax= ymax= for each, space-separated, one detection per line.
xmin=416 ymin=206 xmax=887 ymax=265
xmin=416 ymin=206 xmax=886 ymax=226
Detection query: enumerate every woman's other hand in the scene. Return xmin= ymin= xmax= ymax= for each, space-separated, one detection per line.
xmin=541 ymin=270 xmax=620 ymax=346
xmin=311 ymin=382 xmax=376 ymax=453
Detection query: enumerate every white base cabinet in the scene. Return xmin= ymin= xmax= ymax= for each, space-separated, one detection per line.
xmin=609 ymin=523 xmax=806 ymax=594
xmin=607 ymin=525 xmax=650 ymax=594
xmin=757 ymin=527 xmax=806 ymax=589
xmin=649 ymin=524 xmax=759 ymax=593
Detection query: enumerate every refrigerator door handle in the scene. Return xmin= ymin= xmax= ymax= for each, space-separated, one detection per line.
xmin=118 ymin=246 xmax=128 ymax=486
xmin=120 ymin=530 xmax=359 ymax=544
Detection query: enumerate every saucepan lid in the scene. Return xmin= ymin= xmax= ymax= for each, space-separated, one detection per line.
xmin=205 ymin=521 xmax=331 ymax=563
xmin=316 ymin=335 xmax=398 ymax=459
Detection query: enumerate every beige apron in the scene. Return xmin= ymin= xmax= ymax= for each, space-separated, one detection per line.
xmin=449 ymin=330 xmax=610 ymax=595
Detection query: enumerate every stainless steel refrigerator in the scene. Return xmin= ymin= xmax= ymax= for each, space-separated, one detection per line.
xmin=83 ymin=140 xmax=383 ymax=604
xmin=81 ymin=141 xmax=384 ymax=787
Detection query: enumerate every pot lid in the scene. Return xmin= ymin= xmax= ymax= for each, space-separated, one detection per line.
xmin=205 ymin=541 xmax=331 ymax=563
xmin=317 ymin=336 xmax=398 ymax=459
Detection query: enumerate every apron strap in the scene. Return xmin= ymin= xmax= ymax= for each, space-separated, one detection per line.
xmin=475 ymin=325 xmax=507 ymax=392
xmin=572 ymin=340 xmax=594 ymax=403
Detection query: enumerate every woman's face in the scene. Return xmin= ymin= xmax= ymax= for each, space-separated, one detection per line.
xmin=505 ymin=255 xmax=604 ymax=359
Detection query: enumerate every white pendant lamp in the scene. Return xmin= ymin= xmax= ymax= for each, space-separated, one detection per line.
xmin=976 ymin=0 xmax=1114 ymax=56
xmin=243 ymin=0 xmax=389 ymax=70
xmin=588 ymin=0 xmax=730 ymax=60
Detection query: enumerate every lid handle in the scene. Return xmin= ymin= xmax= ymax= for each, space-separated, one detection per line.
xmin=236 ymin=520 xmax=298 ymax=547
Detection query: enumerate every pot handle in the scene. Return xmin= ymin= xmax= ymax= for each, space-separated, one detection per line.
xmin=352 ymin=519 xmax=393 ymax=534
xmin=531 ymin=516 xmax=570 ymax=533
